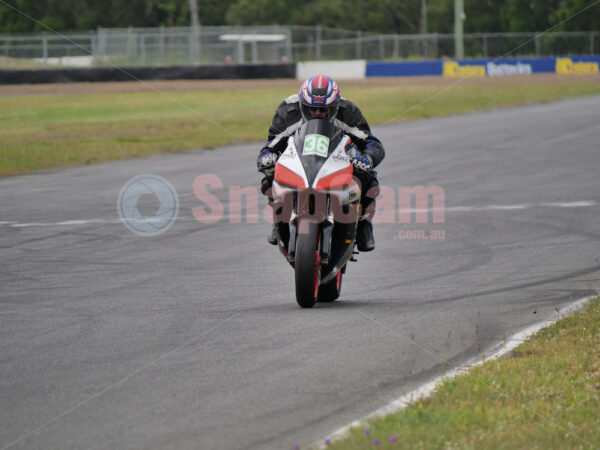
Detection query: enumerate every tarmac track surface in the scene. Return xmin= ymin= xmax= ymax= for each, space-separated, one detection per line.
xmin=1 ymin=96 xmax=600 ymax=449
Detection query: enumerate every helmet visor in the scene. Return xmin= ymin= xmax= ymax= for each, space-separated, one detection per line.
xmin=301 ymin=103 xmax=339 ymax=121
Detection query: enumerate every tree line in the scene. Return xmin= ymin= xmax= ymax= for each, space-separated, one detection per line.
xmin=1 ymin=0 xmax=598 ymax=34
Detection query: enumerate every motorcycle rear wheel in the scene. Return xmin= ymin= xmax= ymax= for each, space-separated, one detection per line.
xmin=317 ymin=269 xmax=343 ymax=303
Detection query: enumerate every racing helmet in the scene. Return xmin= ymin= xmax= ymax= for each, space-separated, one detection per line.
xmin=298 ymin=75 xmax=340 ymax=122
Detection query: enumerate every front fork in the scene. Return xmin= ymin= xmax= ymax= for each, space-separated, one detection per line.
xmin=287 ymin=193 xmax=333 ymax=266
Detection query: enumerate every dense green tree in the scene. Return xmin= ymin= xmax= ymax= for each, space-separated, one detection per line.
xmin=225 ymin=0 xmax=293 ymax=26
xmin=500 ymin=0 xmax=559 ymax=32
xmin=225 ymin=0 xmax=423 ymax=34
xmin=0 ymin=0 xmax=598 ymax=34
xmin=0 ymin=0 xmax=236 ymax=33
xmin=464 ymin=0 xmax=505 ymax=32
xmin=552 ymin=0 xmax=600 ymax=31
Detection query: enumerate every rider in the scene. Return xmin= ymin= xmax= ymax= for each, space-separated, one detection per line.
xmin=257 ymin=75 xmax=385 ymax=251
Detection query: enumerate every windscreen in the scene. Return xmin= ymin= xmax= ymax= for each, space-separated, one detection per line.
xmin=294 ymin=119 xmax=343 ymax=187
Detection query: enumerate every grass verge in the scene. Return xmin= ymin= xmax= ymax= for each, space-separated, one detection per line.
xmin=1 ymin=76 xmax=600 ymax=176
xmin=323 ymin=297 xmax=600 ymax=449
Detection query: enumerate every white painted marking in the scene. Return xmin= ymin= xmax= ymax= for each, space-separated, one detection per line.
xmin=55 ymin=220 xmax=95 ymax=226
xmin=316 ymin=295 xmax=595 ymax=448
xmin=397 ymin=201 xmax=595 ymax=216
xmin=11 ymin=222 xmax=48 ymax=228
xmin=486 ymin=204 xmax=531 ymax=210
xmin=541 ymin=201 xmax=596 ymax=208
xmin=0 ymin=200 xmax=596 ymax=229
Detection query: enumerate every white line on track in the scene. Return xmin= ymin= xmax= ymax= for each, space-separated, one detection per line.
xmin=1 ymin=200 xmax=596 ymax=229
xmin=315 ymin=295 xmax=595 ymax=449
xmin=541 ymin=201 xmax=596 ymax=208
xmin=398 ymin=200 xmax=596 ymax=215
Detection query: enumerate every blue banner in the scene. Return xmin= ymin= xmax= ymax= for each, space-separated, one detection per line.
xmin=365 ymin=56 xmax=599 ymax=77
xmin=366 ymin=61 xmax=443 ymax=77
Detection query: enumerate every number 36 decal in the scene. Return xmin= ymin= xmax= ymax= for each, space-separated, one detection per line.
xmin=302 ymin=134 xmax=330 ymax=158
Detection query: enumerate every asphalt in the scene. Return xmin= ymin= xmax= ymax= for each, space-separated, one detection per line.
xmin=1 ymin=95 xmax=600 ymax=450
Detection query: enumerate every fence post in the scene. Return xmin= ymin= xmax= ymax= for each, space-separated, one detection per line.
xmin=90 ymin=31 xmax=97 ymax=66
xmin=189 ymin=25 xmax=201 ymax=64
xmin=483 ymin=35 xmax=488 ymax=58
xmin=188 ymin=28 xmax=193 ymax=64
xmin=42 ymin=32 xmax=48 ymax=67
xmin=237 ymin=38 xmax=244 ymax=64
xmin=159 ymin=26 xmax=165 ymax=66
xmin=315 ymin=24 xmax=321 ymax=60
xmin=140 ymin=34 xmax=146 ymax=66
xmin=355 ymin=30 xmax=361 ymax=59
xmin=393 ymin=34 xmax=399 ymax=58
xmin=285 ymin=27 xmax=293 ymax=62
xmin=534 ymin=32 xmax=540 ymax=57
xmin=96 ymin=26 xmax=106 ymax=65
xmin=590 ymin=32 xmax=594 ymax=55
xmin=127 ymin=26 xmax=135 ymax=65
xmin=251 ymin=40 xmax=258 ymax=63
xmin=379 ymin=35 xmax=384 ymax=59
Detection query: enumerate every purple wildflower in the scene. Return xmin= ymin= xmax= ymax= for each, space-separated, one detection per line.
xmin=372 ymin=439 xmax=381 ymax=446
xmin=324 ymin=438 xmax=330 ymax=446
xmin=388 ymin=435 xmax=398 ymax=443
xmin=363 ymin=429 xmax=371 ymax=436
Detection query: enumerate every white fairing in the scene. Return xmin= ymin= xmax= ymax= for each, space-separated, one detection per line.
xmin=311 ymin=135 xmax=352 ymax=188
xmin=276 ymin=137 xmax=309 ymax=188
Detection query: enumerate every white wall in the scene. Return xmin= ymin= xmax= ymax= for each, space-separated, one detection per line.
xmin=296 ymin=60 xmax=366 ymax=80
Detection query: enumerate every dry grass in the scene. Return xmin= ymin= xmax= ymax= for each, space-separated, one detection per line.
xmin=1 ymin=75 xmax=599 ymax=176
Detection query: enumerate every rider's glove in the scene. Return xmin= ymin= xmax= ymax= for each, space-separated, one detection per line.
xmin=349 ymin=152 xmax=373 ymax=172
xmin=257 ymin=150 xmax=278 ymax=176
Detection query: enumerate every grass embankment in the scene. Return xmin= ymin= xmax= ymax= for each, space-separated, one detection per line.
xmin=326 ymin=297 xmax=600 ymax=449
xmin=1 ymin=77 xmax=600 ymax=175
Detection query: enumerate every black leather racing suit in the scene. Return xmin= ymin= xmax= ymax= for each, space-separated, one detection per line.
xmin=257 ymin=94 xmax=385 ymax=219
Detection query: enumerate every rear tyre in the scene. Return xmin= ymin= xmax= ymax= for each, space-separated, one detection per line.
xmin=295 ymin=221 xmax=320 ymax=308
xmin=317 ymin=269 xmax=343 ymax=302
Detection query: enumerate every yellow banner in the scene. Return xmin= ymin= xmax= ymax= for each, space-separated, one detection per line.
xmin=443 ymin=61 xmax=486 ymax=77
xmin=556 ymin=58 xmax=599 ymax=75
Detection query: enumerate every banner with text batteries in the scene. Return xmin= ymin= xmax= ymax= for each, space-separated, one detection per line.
xmin=365 ymin=56 xmax=600 ymax=77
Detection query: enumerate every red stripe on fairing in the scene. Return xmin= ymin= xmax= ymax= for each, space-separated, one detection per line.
xmin=314 ymin=166 xmax=353 ymax=190
xmin=275 ymin=163 xmax=307 ymax=188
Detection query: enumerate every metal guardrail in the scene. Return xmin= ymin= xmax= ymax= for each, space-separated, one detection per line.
xmin=0 ymin=26 xmax=598 ymax=69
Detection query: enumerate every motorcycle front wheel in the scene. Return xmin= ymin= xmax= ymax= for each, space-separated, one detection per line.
xmin=295 ymin=221 xmax=320 ymax=308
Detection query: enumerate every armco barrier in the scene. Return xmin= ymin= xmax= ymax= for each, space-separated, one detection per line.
xmin=0 ymin=63 xmax=296 ymax=84
xmin=2 ymin=56 xmax=597 ymax=84
xmin=365 ymin=56 xmax=599 ymax=77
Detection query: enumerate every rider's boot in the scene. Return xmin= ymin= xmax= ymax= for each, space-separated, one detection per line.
xmin=267 ymin=224 xmax=278 ymax=245
xmin=356 ymin=219 xmax=375 ymax=252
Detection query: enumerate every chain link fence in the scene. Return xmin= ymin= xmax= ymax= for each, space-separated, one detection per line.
xmin=0 ymin=25 xmax=598 ymax=69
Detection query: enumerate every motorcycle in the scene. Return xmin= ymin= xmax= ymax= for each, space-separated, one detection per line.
xmin=270 ymin=118 xmax=362 ymax=308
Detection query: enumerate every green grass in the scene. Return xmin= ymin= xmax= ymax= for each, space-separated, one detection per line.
xmin=2 ymin=79 xmax=600 ymax=175
xmin=325 ymin=297 xmax=600 ymax=449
